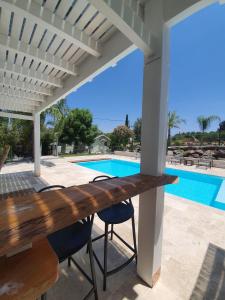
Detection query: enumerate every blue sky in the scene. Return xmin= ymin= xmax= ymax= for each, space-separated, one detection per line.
xmin=67 ymin=3 xmax=225 ymax=134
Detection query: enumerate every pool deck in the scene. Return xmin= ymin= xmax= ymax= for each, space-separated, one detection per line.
xmin=1 ymin=154 xmax=225 ymax=299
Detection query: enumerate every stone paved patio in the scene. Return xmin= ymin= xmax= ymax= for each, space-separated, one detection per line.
xmin=1 ymin=155 xmax=225 ymax=300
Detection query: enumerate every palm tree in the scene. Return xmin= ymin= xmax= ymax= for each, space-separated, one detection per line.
xmin=45 ymin=99 xmax=68 ymax=128
xmin=41 ymin=99 xmax=69 ymax=154
xmin=41 ymin=99 xmax=68 ymax=126
xmin=168 ymin=111 xmax=185 ymax=147
xmin=197 ymin=115 xmax=220 ymax=133
xmin=197 ymin=115 xmax=220 ymax=145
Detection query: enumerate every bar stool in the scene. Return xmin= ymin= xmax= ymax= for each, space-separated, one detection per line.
xmin=90 ymin=176 xmax=137 ymax=291
xmin=38 ymin=185 xmax=98 ymax=300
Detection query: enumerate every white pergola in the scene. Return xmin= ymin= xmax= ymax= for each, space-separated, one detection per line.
xmin=0 ymin=0 xmax=221 ymax=287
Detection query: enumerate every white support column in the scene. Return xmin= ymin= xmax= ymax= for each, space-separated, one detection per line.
xmin=34 ymin=113 xmax=41 ymax=177
xmin=137 ymin=0 xmax=169 ymax=287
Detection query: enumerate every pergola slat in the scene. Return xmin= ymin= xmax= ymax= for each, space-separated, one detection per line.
xmin=0 ymin=34 xmax=77 ymax=76
xmin=88 ymin=0 xmax=152 ymax=56
xmin=0 ymin=76 xmax=52 ymax=96
xmin=0 ymin=86 xmax=45 ymax=102
xmin=0 ymin=61 xmax=62 ymax=88
xmin=66 ymin=0 xmax=89 ymax=25
xmin=0 ymin=95 xmax=40 ymax=107
xmin=0 ymin=102 xmax=35 ymax=113
xmin=0 ymin=0 xmax=101 ymax=57
xmin=36 ymin=31 xmax=135 ymax=113
xmin=0 ymin=111 xmax=33 ymax=120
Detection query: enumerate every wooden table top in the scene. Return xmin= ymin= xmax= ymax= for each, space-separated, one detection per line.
xmin=0 ymin=173 xmax=178 ymax=256
xmin=0 ymin=238 xmax=59 ymax=300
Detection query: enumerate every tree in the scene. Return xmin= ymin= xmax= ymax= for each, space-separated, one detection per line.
xmin=133 ymin=118 xmax=142 ymax=143
xmin=11 ymin=119 xmax=33 ymax=157
xmin=41 ymin=127 xmax=54 ymax=155
xmin=197 ymin=115 xmax=220 ymax=144
xmin=125 ymin=114 xmax=130 ymax=128
xmin=219 ymin=121 xmax=225 ymax=132
xmin=60 ymin=109 xmax=99 ymax=152
xmin=45 ymin=99 xmax=69 ymax=136
xmin=168 ymin=111 xmax=185 ymax=147
xmin=110 ymin=125 xmax=133 ymax=151
xmin=41 ymin=99 xmax=69 ymax=155
xmin=0 ymin=118 xmax=20 ymax=170
xmin=197 ymin=115 xmax=220 ymax=133
xmin=218 ymin=120 xmax=225 ymax=145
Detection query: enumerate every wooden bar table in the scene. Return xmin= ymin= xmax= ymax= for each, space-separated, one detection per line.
xmin=0 ymin=173 xmax=178 ymax=298
xmin=0 ymin=238 xmax=59 ymax=300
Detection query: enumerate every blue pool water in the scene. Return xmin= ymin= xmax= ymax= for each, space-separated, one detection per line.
xmin=76 ymin=159 xmax=225 ymax=210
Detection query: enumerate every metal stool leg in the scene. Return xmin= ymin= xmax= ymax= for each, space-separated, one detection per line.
xmin=88 ymin=239 xmax=99 ymax=300
xmin=41 ymin=294 xmax=47 ymax=300
xmin=87 ymin=215 xmax=95 ymax=254
xmin=86 ymin=243 xmax=89 ymax=254
xmin=110 ymin=224 xmax=114 ymax=240
xmin=68 ymin=256 xmax=71 ymax=267
xmin=131 ymin=216 xmax=137 ymax=264
xmin=103 ymin=223 xmax=109 ymax=291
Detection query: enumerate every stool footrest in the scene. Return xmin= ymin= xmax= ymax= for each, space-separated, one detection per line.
xmin=93 ymin=249 xmax=136 ymax=277
xmin=92 ymin=227 xmax=137 ymax=277
xmin=70 ymin=256 xmax=93 ymax=285
xmin=92 ymin=233 xmax=106 ymax=242
xmin=107 ymin=254 xmax=136 ymax=276
xmin=113 ymin=231 xmax=136 ymax=253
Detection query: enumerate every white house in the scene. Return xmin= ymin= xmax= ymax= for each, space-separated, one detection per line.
xmin=91 ymin=134 xmax=111 ymax=154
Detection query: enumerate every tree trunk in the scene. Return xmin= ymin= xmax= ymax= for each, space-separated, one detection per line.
xmin=167 ymin=128 xmax=171 ymax=150
xmin=0 ymin=145 xmax=10 ymax=171
xmin=200 ymin=130 xmax=204 ymax=145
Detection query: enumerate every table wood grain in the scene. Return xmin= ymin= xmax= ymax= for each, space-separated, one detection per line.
xmin=0 ymin=173 xmax=178 ymax=256
xmin=0 ymin=238 xmax=58 ymax=300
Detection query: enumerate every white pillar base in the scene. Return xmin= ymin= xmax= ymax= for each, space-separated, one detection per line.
xmin=137 ymin=187 xmax=164 ymax=287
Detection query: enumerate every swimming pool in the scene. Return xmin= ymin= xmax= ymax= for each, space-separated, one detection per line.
xmin=76 ymin=159 xmax=225 ymax=211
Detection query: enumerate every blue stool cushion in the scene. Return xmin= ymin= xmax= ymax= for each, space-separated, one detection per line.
xmin=97 ymin=202 xmax=134 ymax=224
xmin=48 ymin=221 xmax=92 ymax=263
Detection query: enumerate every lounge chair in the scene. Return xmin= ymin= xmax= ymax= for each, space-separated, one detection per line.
xmin=170 ymin=156 xmax=183 ymax=165
xmin=183 ymin=157 xmax=195 ymax=166
xmin=196 ymin=158 xmax=212 ymax=169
